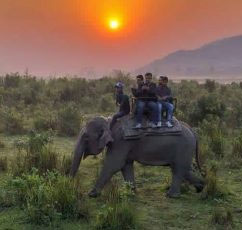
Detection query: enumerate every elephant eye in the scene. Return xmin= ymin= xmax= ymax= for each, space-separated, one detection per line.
xmin=83 ymin=133 xmax=89 ymax=140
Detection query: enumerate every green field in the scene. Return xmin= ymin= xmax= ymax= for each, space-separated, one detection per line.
xmin=1 ymin=74 xmax=242 ymax=229
xmin=1 ymin=134 xmax=242 ymax=230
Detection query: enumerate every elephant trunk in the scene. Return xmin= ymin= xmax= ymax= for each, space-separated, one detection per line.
xmin=70 ymin=136 xmax=86 ymax=177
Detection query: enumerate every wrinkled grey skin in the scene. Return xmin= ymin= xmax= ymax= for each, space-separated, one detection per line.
xmin=70 ymin=116 xmax=204 ymax=198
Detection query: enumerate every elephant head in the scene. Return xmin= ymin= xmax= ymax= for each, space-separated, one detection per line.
xmin=70 ymin=117 xmax=113 ymax=177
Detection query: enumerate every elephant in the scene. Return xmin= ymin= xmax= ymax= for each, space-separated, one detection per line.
xmin=70 ymin=116 xmax=204 ymax=198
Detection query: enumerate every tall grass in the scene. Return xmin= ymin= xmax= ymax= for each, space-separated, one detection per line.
xmin=201 ymin=162 xmax=228 ymax=200
xmin=95 ymin=180 xmax=138 ymax=230
xmin=0 ymin=169 xmax=89 ymax=225
xmin=11 ymin=131 xmax=58 ymax=176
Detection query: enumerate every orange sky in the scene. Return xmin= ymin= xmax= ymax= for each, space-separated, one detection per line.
xmin=0 ymin=0 xmax=242 ymax=76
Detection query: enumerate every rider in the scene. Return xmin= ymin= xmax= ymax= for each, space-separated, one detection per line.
xmin=132 ymin=73 xmax=158 ymax=129
xmin=156 ymin=76 xmax=174 ymax=128
xmin=110 ymin=82 xmax=130 ymax=129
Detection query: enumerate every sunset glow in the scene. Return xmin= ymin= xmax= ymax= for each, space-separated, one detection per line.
xmin=109 ymin=20 xmax=120 ymax=30
xmin=1 ymin=0 xmax=242 ymax=75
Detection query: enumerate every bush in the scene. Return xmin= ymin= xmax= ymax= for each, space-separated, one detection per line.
xmin=211 ymin=207 xmax=233 ymax=227
xmin=0 ymin=140 xmax=5 ymax=148
xmin=210 ymin=129 xmax=225 ymax=158
xmin=1 ymin=169 xmax=89 ymax=225
xmin=57 ymin=103 xmax=82 ymax=136
xmin=0 ymin=156 xmax=8 ymax=172
xmin=204 ymin=79 xmax=216 ymax=93
xmin=1 ymin=107 xmax=25 ymax=135
xmin=232 ymin=132 xmax=242 ymax=158
xmin=227 ymin=133 xmax=242 ymax=168
xmin=198 ymin=119 xmax=226 ymax=158
xmin=95 ymin=180 xmax=137 ymax=230
xmin=190 ymin=94 xmax=226 ymax=125
xmin=11 ymin=131 xmax=58 ymax=176
xmin=59 ymin=154 xmax=72 ymax=175
xmin=201 ymin=162 xmax=227 ymax=200
xmin=33 ymin=112 xmax=57 ymax=132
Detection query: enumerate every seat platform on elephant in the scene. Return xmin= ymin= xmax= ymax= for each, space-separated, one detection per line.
xmin=120 ymin=115 xmax=182 ymax=140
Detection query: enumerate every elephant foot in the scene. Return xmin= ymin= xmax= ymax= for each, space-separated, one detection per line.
xmin=166 ymin=190 xmax=181 ymax=198
xmin=88 ymin=188 xmax=101 ymax=198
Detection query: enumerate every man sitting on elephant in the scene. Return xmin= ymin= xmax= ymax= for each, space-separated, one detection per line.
xmin=156 ymin=76 xmax=174 ymax=128
xmin=131 ymin=73 xmax=158 ymax=129
xmin=110 ymin=82 xmax=130 ymax=129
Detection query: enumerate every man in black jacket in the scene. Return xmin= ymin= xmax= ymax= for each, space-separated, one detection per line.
xmin=110 ymin=82 xmax=130 ymax=129
xmin=132 ymin=73 xmax=158 ymax=129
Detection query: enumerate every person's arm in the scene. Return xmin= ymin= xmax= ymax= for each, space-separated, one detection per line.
xmin=162 ymin=88 xmax=172 ymax=101
xmin=131 ymin=88 xmax=138 ymax=97
xmin=132 ymin=85 xmax=143 ymax=97
xmin=120 ymin=95 xmax=130 ymax=113
xmin=147 ymin=83 xmax=157 ymax=97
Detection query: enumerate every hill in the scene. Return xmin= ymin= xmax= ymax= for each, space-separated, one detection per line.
xmin=137 ymin=35 xmax=242 ymax=76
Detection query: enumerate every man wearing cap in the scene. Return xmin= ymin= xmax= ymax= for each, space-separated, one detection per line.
xmin=156 ymin=76 xmax=174 ymax=128
xmin=110 ymin=82 xmax=130 ymax=129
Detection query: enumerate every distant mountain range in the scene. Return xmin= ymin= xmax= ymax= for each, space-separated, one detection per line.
xmin=137 ymin=35 xmax=242 ymax=76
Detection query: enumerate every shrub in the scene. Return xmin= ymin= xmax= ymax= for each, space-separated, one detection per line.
xmin=0 ymin=140 xmax=5 ymax=148
xmin=227 ymin=133 xmax=242 ymax=169
xmin=198 ymin=119 xmax=226 ymax=158
xmin=33 ymin=112 xmax=57 ymax=132
xmin=1 ymin=169 xmax=89 ymax=225
xmin=59 ymin=154 xmax=72 ymax=175
xmin=4 ymin=73 xmax=21 ymax=88
xmin=210 ymin=129 xmax=225 ymax=158
xmin=99 ymin=94 xmax=115 ymax=113
xmin=190 ymin=94 xmax=226 ymax=125
xmin=11 ymin=131 xmax=58 ymax=176
xmin=232 ymin=132 xmax=242 ymax=158
xmin=95 ymin=180 xmax=137 ymax=230
xmin=1 ymin=108 xmax=25 ymax=135
xmin=201 ymin=162 xmax=227 ymax=200
xmin=0 ymin=156 xmax=8 ymax=172
xmin=57 ymin=103 xmax=82 ymax=136
xmin=211 ymin=207 xmax=233 ymax=227
xmin=204 ymin=79 xmax=216 ymax=92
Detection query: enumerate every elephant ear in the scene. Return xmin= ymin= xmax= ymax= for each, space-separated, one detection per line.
xmin=98 ymin=128 xmax=114 ymax=149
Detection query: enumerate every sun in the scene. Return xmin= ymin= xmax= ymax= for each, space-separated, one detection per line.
xmin=109 ymin=19 xmax=120 ymax=30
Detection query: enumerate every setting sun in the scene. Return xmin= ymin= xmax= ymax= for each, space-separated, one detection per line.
xmin=109 ymin=19 xmax=120 ymax=30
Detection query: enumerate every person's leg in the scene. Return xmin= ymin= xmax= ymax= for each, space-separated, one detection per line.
xmin=110 ymin=111 xmax=125 ymax=129
xmin=157 ymin=102 xmax=162 ymax=127
xmin=157 ymin=102 xmax=162 ymax=122
xmin=163 ymin=102 xmax=174 ymax=122
xmin=162 ymin=102 xmax=174 ymax=128
xmin=147 ymin=101 xmax=158 ymax=124
xmin=136 ymin=100 xmax=145 ymax=125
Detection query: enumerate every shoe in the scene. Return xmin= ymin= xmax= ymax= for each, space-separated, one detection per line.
xmin=166 ymin=121 xmax=173 ymax=128
xmin=148 ymin=122 xmax=157 ymax=128
xmin=133 ymin=123 xmax=142 ymax=129
xmin=157 ymin=121 xmax=162 ymax=128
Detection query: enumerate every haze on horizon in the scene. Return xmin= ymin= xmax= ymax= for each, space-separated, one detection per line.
xmin=1 ymin=0 xmax=242 ymax=77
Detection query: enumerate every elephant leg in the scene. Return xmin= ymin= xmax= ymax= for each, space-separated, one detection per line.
xmin=184 ymin=171 xmax=204 ymax=193
xmin=89 ymin=152 xmax=126 ymax=198
xmin=167 ymin=168 xmax=183 ymax=198
xmin=121 ymin=162 xmax=136 ymax=190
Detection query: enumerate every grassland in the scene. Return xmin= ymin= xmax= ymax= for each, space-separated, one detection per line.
xmin=1 ymin=134 xmax=242 ymax=230
xmin=1 ymin=74 xmax=242 ymax=229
